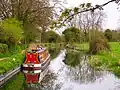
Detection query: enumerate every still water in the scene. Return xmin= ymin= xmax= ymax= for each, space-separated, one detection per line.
xmin=1 ymin=50 xmax=120 ymax=90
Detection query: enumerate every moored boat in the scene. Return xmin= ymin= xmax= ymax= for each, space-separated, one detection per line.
xmin=22 ymin=45 xmax=51 ymax=72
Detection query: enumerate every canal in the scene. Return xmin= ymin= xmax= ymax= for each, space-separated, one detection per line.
xmin=1 ymin=49 xmax=120 ymax=90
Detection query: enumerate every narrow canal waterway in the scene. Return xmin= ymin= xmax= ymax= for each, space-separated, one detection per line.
xmin=1 ymin=50 xmax=120 ymax=90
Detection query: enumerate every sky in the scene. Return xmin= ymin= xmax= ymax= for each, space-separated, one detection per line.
xmin=62 ymin=0 xmax=120 ymax=30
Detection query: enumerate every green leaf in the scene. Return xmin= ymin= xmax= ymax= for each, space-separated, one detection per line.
xmin=74 ymin=7 xmax=79 ymax=13
xmin=80 ymin=3 xmax=85 ymax=8
xmin=86 ymin=3 xmax=92 ymax=8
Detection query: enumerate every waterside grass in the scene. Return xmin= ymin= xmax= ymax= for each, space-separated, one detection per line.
xmin=88 ymin=42 xmax=120 ymax=78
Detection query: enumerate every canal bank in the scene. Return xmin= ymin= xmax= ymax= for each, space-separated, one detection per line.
xmin=0 ymin=43 xmax=62 ymax=88
xmin=1 ymin=50 xmax=120 ymax=90
xmin=0 ymin=66 xmax=20 ymax=87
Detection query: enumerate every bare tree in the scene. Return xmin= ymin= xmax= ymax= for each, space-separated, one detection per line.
xmin=0 ymin=0 xmax=54 ymax=30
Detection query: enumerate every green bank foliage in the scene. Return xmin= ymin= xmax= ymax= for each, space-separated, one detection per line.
xmin=64 ymin=50 xmax=84 ymax=67
xmin=42 ymin=30 xmax=61 ymax=43
xmin=104 ymin=29 xmax=120 ymax=42
xmin=0 ymin=18 xmax=23 ymax=46
xmin=1 ymin=73 xmax=25 ymax=90
xmin=0 ymin=43 xmax=8 ymax=53
xmin=89 ymin=37 xmax=110 ymax=54
xmin=0 ymin=53 xmax=25 ymax=75
xmin=88 ymin=42 xmax=120 ymax=78
xmin=63 ymin=27 xmax=84 ymax=43
xmin=42 ymin=43 xmax=63 ymax=59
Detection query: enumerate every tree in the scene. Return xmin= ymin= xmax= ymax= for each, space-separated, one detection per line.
xmin=0 ymin=0 xmax=54 ymax=43
xmin=52 ymin=0 xmax=120 ymax=29
xmin=62 ymin=27 xmax=84 ymax=43
xmin=0 ymin=18 xmax=23 ymax=46
xmin=0 ymin=0 xmax=53 ymax=29
xmin=42 ymin=30 xmax=61 ymax=43
xmin=89 ymin=37 xmax=110 ymax=54
xmin=111 ymin=30 xmax=119 ymax=42
xmin=104 ymin=29 xmax=112 ymax=41
xmin=70 ymin=10 xmax=106 ymax=42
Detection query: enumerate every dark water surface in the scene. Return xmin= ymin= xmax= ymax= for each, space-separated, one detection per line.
xmin=1 ymin=50 xmax=120 ymax=90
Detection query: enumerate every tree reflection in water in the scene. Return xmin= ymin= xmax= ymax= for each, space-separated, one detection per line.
xmin=63 ymin=50 xmax=106 ymax=84
xmin=22 ymin=50 xmax=120 ymax=90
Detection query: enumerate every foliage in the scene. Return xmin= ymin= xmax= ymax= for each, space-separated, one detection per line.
xmin=86 ymin=29 xmax=105 ymax=41
xmin=63 ymin=50 xmax=84 ymax=67
xmin=111 ymin=30 xmax=120 ymax=42
xmin=63 ymin=27 xmax=84 ymax=43
xmin=0 ymin=44 xmax=27 ymax=58
xmin=89 ymin=37 xmax=110 ymax=54
xmin=104 ymin=29 xmax=112 ymax=41
xmin=74 ymin=43 xmax=89 ymax=51
xmin=23 ymin=24 xmax=40 ymax=43
xmin=51 ymin=0 xmax=119 ymax=29
xmin=88 ymin=42 xmax=120 ymax=78
xmin=0 ymin=18 xmax=23 ymax=46
xmin=1 ymin=73 xmax=25 ymax=90
xmin=104 ymin=29 xmax=120 ymax=42
xmin=0 ymin=0 xmax=53 ymax=30
xmin=42 ymin=30 xmax=61 ymax=43
xmin=0 ymin=0 xmax=53 ymax=43
xmin=0 ymin=53 xmax=25 ymax=75
xmin=0 ymin=43 xmax=8 ymax=53
xmin=42 ymin=43 xmax=63 ymax=59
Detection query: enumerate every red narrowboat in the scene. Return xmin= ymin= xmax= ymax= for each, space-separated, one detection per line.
xmin=22 ymin=46 xmax=51 ymax=72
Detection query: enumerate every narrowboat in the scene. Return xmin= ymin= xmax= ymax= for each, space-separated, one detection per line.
xmin=22 ymin=46 xmax=51 ymax=72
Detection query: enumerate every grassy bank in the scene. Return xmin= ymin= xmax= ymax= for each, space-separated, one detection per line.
xmin=88 ymin=42 xmax=120 ymax=78
xmin=1 ymin=73 xmax=25 ymax=90
xmin=74 ymin=43 xmax=89 ymax=51
xmin=0 ymin=45 xmax=27 ymax=58
xmin=0 ymin=43 xmax=63 ymax=75
xmin=0 ymin=53 xmax=25 ymax=75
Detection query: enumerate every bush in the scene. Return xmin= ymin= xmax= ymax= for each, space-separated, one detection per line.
xmin=63 ymin=27 xmax=84 ymax=43
xmin=0 ymin=18 xmax=23 ymax=46
xmin=42 ymin=30 xmax=61 ymax=43
xmin=89 ymin=37 xmax=110 ymax=54
xmin=0 ymin=53 xmax=25 ymax=74
xmin=0 ymin=43 xmax=8 ymax=53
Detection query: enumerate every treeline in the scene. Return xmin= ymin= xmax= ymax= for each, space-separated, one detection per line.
xmin=0 ymin=0 xmax=53 ymax=53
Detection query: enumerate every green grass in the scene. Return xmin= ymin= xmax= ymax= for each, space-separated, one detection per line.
xmin=1 ymin=73 xmax=25 ymax=90
xmin=0 ymin=53 xmax=25 ymax=75
xmin=88 ymin=42 xmax=120 ymax=78
xmin=0 ymin=45 xmax=27 ymax=58
xmin=74 ymin=43 xmax=89 ymax=51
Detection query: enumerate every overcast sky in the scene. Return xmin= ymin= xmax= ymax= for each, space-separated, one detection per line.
xmin=63 ymin=0 xmax=120 ymax=30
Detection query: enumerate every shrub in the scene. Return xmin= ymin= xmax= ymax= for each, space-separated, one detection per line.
xmin=0 ymin=18 xmax=23 ymax=46
xmin=0 ymin=53 xmax=25 ymax=74
xmin=89 ymin=37 xmax=110 ymax=54
xmin=0 ymin=43 xmax=8 ymax=53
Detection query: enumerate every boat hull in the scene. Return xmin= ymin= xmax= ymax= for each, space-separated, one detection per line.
xmin=22 ymin=54 xmax=51 ymax=71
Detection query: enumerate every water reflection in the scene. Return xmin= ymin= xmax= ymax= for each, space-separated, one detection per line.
xmin=23 ymin=70 xmax=57 ymax=90
xmin=63 ymin=50 xmax=105 ymax=84
xmin=1 ymin=50 xmax=120 ymax=90
xmin=48 ymin=47 xmax=61 ymax=59
xmin=49 ymin=50 xmax=120 ymax=90
xmin=22 ymin=50 xmax=120 ymax=90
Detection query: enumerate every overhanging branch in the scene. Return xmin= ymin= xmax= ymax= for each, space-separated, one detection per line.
xmin=62 ymin=0 xmax=116 ymax=24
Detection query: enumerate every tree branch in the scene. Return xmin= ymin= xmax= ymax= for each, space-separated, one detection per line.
xmin=62 ymin=0 xmax=116 ymax=24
